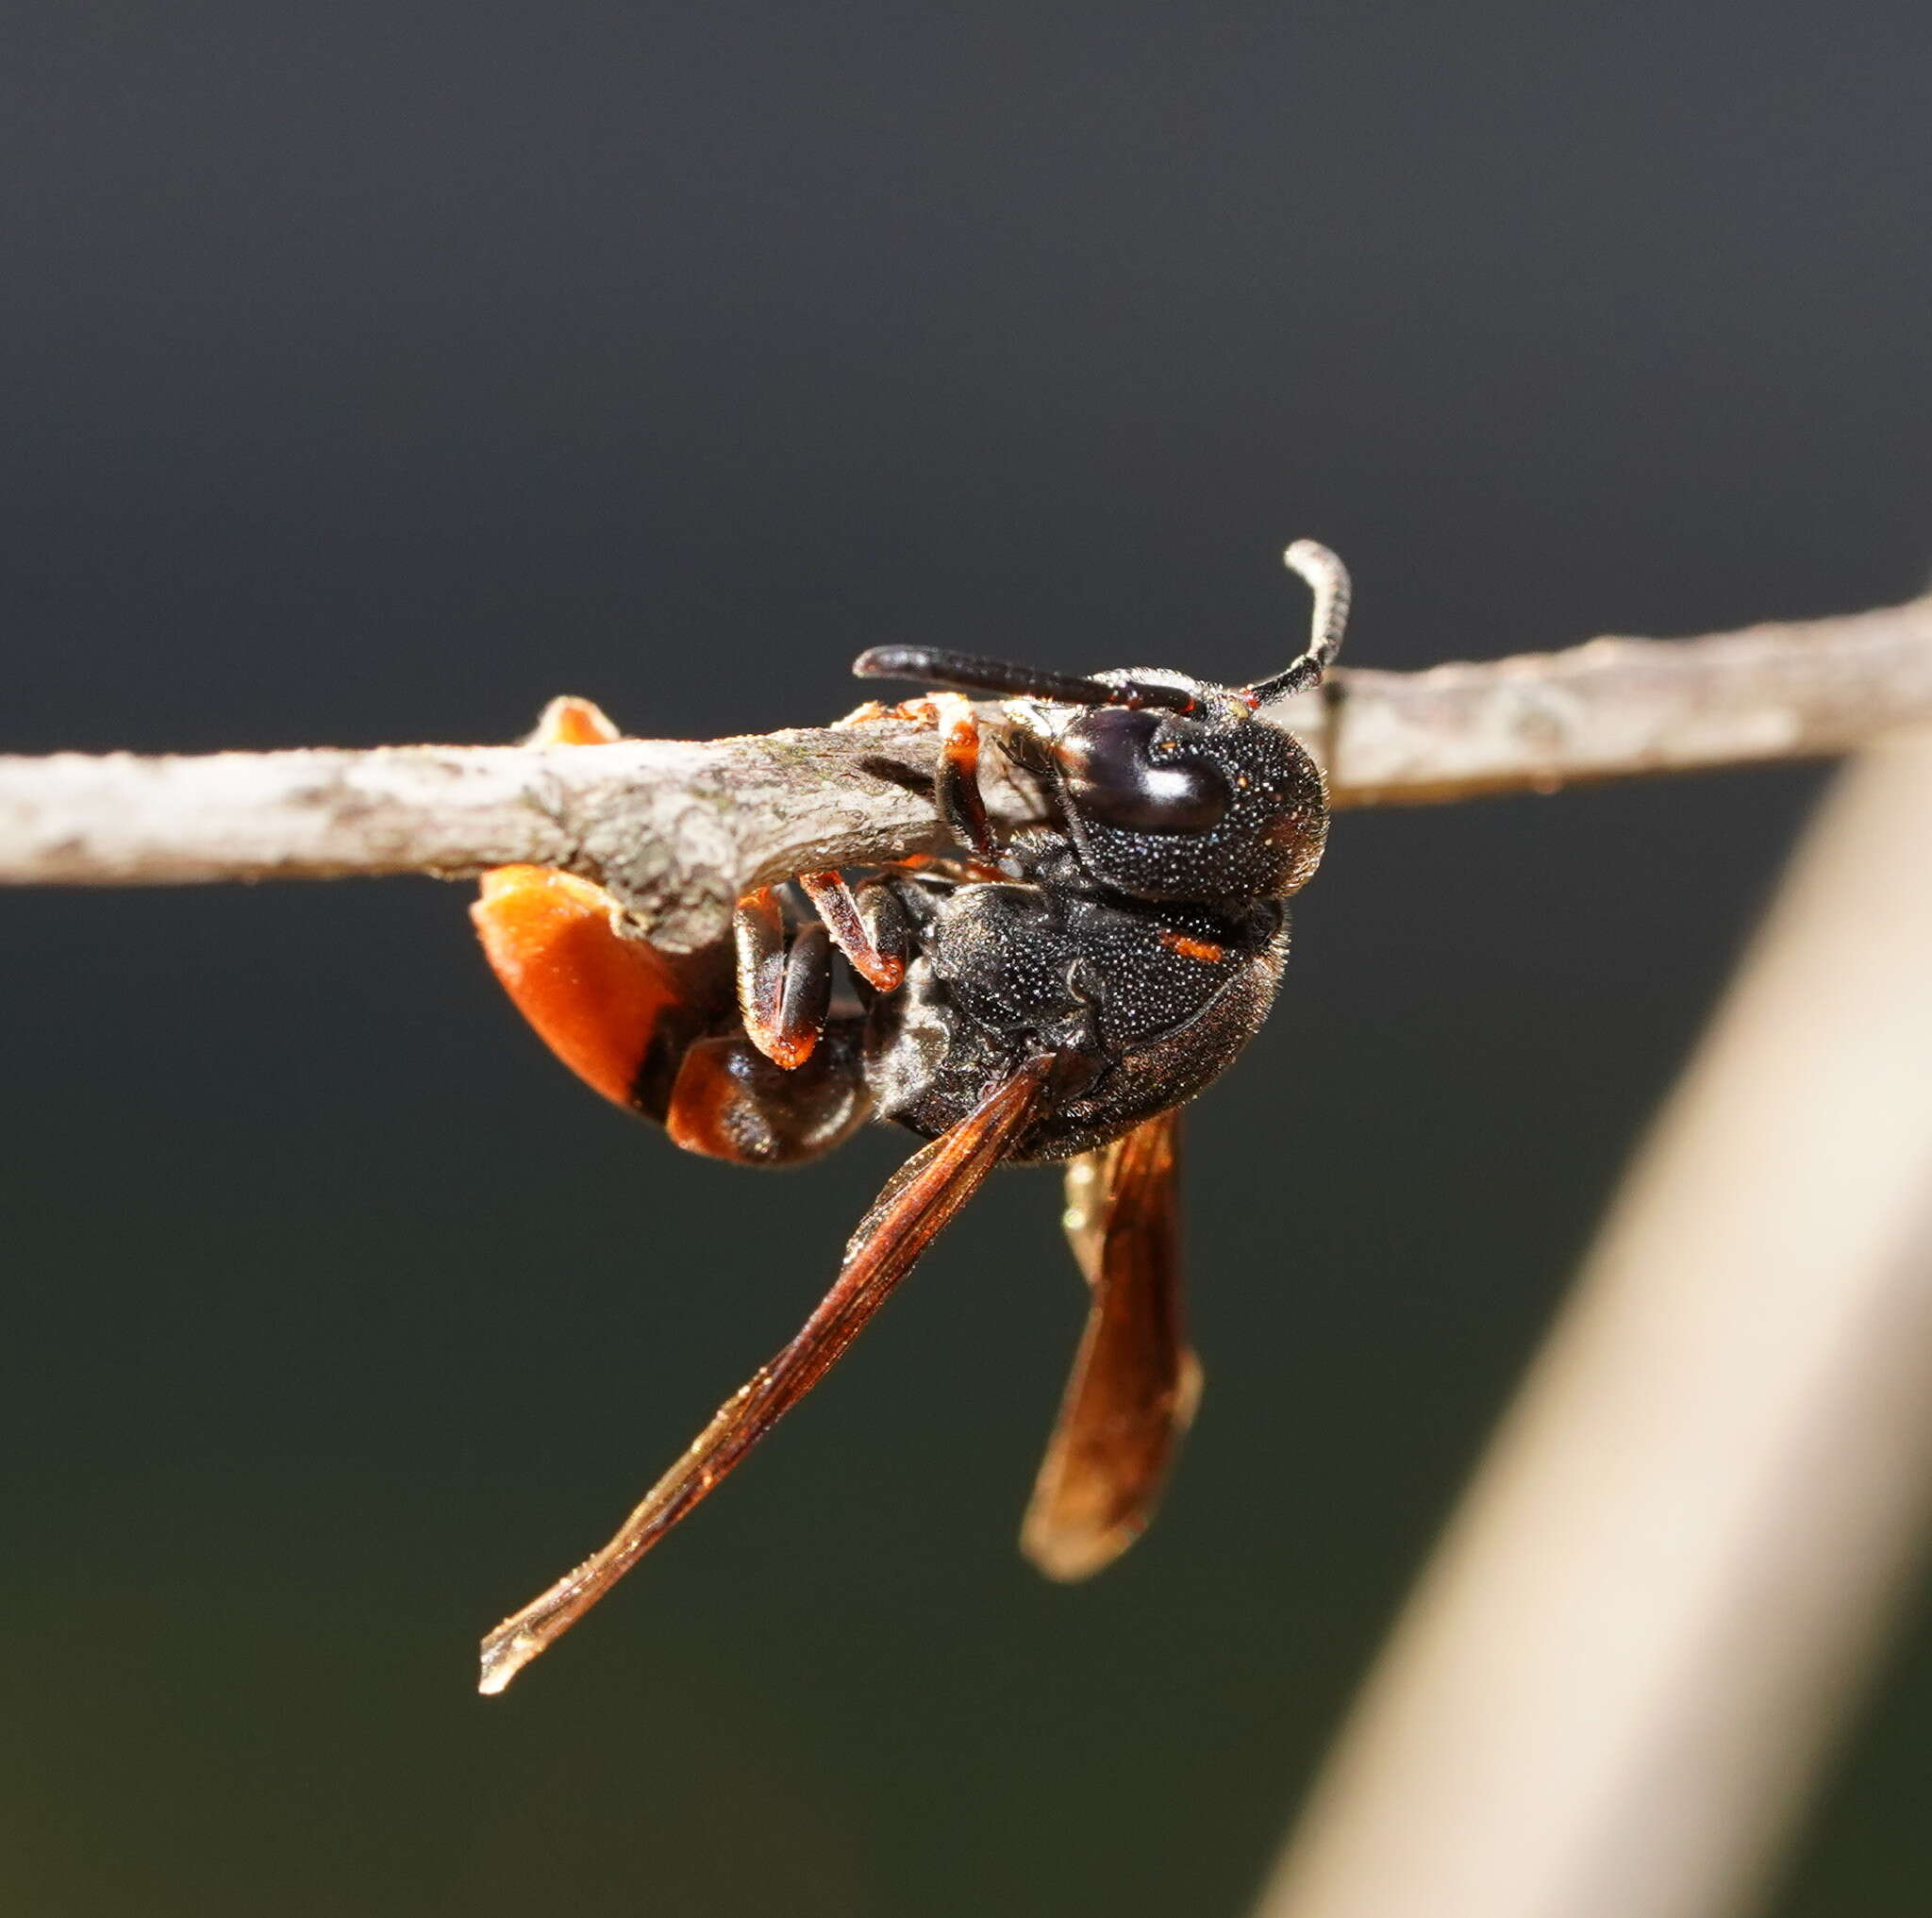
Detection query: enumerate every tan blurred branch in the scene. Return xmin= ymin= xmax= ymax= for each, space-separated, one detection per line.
xmin=2 ymin=592 xmax=1930 ymax=949
xmin=1253 ymin=726 xmax=1932 ymax=1918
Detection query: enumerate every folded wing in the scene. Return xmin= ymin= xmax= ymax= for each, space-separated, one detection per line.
xmin=1021 ymin=1109 xmax=1201 ymax=1581
xmin=480 ymin=1051 xmax=1062 ymax=1693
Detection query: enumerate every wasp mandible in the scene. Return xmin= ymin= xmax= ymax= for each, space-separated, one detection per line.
xmin=472 ymin=540 xmax=1351 ymax=1692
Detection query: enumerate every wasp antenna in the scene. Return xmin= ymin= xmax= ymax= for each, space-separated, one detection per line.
xmin=1244 ymin=540 xmax=1352 ymax=706
xmin=853 ymin=645 xmax=1164 ymax=709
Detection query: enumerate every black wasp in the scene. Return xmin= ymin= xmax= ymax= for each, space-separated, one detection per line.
xmin=472 ymin=540 xmax=1351 ymax=1691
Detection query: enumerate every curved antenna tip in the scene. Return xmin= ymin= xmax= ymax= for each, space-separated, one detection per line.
xmin=1244 ymin=538 xmax=1353 ymax=706
xmin=1283 ymin=539 xmax=1346 ymax=590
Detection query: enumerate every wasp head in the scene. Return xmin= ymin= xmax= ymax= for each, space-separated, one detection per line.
xmin=853 ymin=542 xmax=1350 ymax=910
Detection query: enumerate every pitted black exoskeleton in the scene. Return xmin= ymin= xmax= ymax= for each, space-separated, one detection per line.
xmin=472 ymin=541 xmax=1351 ymax=1692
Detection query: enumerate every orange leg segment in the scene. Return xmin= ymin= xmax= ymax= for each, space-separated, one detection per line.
xmin=930 ymin=692 xmax=997 ymax=862
xmin=798 ymin=871 xmax=907 ymax=992
xmin=734 ymin=887 xmax=830 ymax=1070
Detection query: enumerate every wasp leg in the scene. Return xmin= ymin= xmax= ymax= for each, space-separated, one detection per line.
xmin=837 ymin=689 xmax=1000 ymax=864
xmin=797 ymin=872 xmax=908 ymax=992
xmin=478 ymin=865 xmax=869 ymax=1159
xmin=734 ymin=889 xmax=836 ymax=1069
xmin=480 ymin=699 xmax=875 ymax=1159
xmin=930 ymin=692 xmax=999 ymax=862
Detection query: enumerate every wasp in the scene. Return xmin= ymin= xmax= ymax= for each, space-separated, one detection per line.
xmin=471 ymin=541 xmax=1351 ymax=1692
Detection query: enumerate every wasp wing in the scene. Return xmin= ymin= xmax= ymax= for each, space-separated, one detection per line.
xmin=480 ymin=1051 xmax=1061 ymax=1693
xmin=1020 ymin=1109 xmax=1200 ymax=1581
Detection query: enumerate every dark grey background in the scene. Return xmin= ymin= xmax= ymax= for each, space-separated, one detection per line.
xmin=3 ymin=4 xmax=1928 ymax=1912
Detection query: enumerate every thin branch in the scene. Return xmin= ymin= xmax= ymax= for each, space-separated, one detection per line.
xmin=1253 ymin=729 xmax=1932 ymax=1918
xmin=3 ymin=592 xmax=1929 ymax=950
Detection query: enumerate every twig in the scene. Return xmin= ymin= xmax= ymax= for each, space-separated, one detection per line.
xmin=1252 ymin=726 xmax=1932 ymax=1918
xmin=2 ymin=593 xmax=1930 ymax=949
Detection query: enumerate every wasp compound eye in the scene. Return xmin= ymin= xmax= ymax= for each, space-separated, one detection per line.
xmin=1055 ymin=708 xmax=1230 ymax=833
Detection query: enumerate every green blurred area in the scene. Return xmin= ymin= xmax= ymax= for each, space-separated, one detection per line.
xmin=4 ymin=1 xmax=1931 ymax=1911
